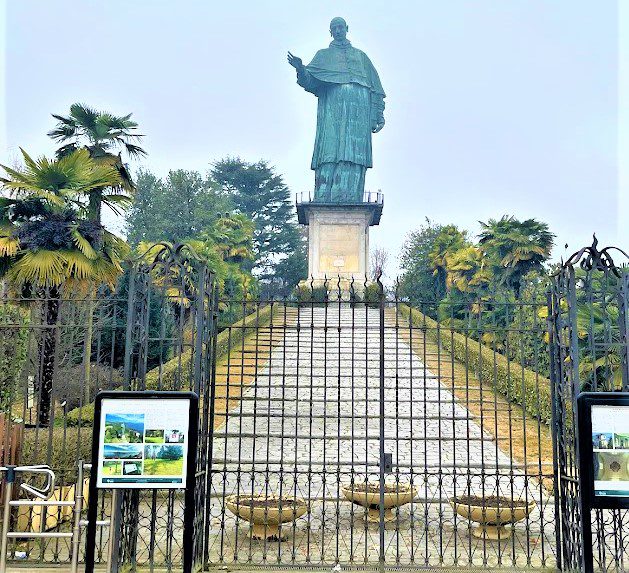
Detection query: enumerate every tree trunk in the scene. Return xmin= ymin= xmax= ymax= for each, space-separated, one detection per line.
xmin=83 ymin=292 xmax=95 ymax=405
xmin=88 ymin=189 xmax=103 ymax=224
xmin=37 ymin=287 xmax=60 ymax=427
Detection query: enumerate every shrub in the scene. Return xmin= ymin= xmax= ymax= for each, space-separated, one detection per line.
xmin=21 ymin=426 xmax=93 ymax=484
xmin=0 ymin=303 xmax=29 ymax=411
xmin=397 ymin=304 xmax=553 ymax=424
xmin=64 ymin=304 xmax=277 ymax=426
xmin=295 ymin=284 xmax=328 ymax=305
xmin=55 ymin=364 xmax=123 ymax=411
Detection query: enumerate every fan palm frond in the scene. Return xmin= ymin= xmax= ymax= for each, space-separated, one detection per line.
xmin=0 ymin=235 xmax=19 ymax=257
xmin=7 ymin=249 xmax=67 ymax=286
xmin=71 ymin=228 xmax=98 ymax=260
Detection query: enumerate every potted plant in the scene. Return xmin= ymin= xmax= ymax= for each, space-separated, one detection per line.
xmin=225 ymin=494 xmax=308 ymax=540
xmin=450 ymin=495 xmax=536 ymax=540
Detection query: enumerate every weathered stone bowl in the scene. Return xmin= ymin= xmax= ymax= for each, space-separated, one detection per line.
xmin=225 ymin=494 xmax=309 ymax=540
xmin=342 ymin=482 xmax=417 ymax=522
xmin=450 ymin=495 xmax=536 ymax=540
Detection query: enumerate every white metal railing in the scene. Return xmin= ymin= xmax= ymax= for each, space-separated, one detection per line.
xmin=0 ymin=461 xmax=112 ymax=573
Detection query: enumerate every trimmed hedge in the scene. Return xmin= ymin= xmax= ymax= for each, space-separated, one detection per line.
xmin=397 ymin=304 xmax=552 ymax=424
xmin=21 ymin=426 xmax=93 ymax=484
xmin=64 ymin=304 xmax=278 ymax=426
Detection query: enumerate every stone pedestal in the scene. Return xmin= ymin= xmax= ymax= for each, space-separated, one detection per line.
xmin=296 ymin=198 xmax=383 ymax=291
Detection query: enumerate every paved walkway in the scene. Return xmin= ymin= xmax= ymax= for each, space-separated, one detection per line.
xmin=207 ymin=305 xmax=553 ymax=568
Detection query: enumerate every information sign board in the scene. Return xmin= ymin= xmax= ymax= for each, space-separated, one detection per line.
xmin=577 ymin=392 xmax=629 ymax=509
xmin=92 ymin=391 xmax=198 ymax=489
xmin=85 ymin=391 xmax=199 ymax=573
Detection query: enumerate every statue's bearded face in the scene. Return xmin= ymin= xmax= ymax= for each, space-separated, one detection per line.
xmin=330 ymin=19 xmax=348 ymax=41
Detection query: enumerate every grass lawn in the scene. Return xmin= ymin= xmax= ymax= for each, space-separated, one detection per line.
xmin=144 ymin=458 xmax=184 ymax=476
xmin=145 ymin=436 xmax=164 ymax=444
xmin=102 ymin=461 xmax=122 ymax=476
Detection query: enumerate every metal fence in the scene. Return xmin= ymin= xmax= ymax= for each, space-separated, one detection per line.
xmin=0 ymin=243 xmax=218 ymax=571
xmin=207 ymin=279 xmax=556 ymax=568
xmin=2 ymin=240 xmax=627 ymax=571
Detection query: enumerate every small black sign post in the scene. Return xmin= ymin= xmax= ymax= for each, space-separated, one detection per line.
xmin=85 ymin=391 xmax=199 ymax=573
xmin=577 ymin=392 xmax=629 ymax=573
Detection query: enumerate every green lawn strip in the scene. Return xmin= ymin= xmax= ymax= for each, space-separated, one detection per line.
xmin=397 ymin=304 xmax=552 ymax=425
xmin=144 ymin=458 xmax=183 ymax=476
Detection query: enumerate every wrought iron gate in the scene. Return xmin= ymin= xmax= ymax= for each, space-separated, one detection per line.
xmin=549 ymin=239 xmax=629 ymax=572
xmin=207 ymin=277 xmax=555 ymax=568
xmin=113 ymin=244 xmax=218 ymax=571
xmin=7 ymin=239 xmax=629 ymax=571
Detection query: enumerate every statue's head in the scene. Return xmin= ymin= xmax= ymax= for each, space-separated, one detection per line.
xmin=329 ymin=17 xmax=348 ymax=42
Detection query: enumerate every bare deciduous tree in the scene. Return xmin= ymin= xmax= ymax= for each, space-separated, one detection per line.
xmin=371 ymin=247 xmax=389 ymax=280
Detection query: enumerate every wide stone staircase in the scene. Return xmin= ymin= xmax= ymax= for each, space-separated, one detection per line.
xmin=206 ymin=304 xmax=553 ymax=568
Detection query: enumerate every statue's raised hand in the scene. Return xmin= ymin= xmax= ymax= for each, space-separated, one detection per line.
xmin=287 ymin=52 xmax=304 ymax=73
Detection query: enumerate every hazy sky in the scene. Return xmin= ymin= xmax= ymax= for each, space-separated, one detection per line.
xmin=1 ymin=1 xmax=627 ymax=276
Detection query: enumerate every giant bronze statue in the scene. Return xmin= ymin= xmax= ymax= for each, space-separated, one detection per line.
xmin=288 ymin=17 xmax=386 ymax=203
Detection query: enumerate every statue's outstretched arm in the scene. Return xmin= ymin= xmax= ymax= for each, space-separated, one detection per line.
xmin=371 ymin=94 xmax=385 ymax=133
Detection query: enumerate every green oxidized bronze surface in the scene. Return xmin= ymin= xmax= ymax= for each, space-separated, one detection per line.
xmin=288 ymin=17 xmax=386 ymax=203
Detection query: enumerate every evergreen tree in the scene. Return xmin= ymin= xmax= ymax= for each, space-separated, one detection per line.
xmin=210 ymin=158 xmax=306 ymax=289
xmin=399 ymin=219 xmax=467 ymax=313
xmin=126 ymin=169 xmax=232 ymax=245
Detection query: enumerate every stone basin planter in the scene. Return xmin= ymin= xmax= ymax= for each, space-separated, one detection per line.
xmin=342 ymin=482 xmax=416 ymax=522
xmin=450 ymin=495 xmax=536 ymax=540
xmin=225 ymin=494 xmax=308 ymax=540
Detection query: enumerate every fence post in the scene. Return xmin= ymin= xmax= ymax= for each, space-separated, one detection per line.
xmin=617 ymin=270 xmax=629 ymax=392
xmin=0 ymin=466 xmax=15 ymax=573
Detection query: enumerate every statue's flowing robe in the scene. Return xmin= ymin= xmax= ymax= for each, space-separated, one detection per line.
xmin=297 ymin=39 xmax=385 ymax=202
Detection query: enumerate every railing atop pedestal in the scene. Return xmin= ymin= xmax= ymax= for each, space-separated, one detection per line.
xmin=295 ymin=191 xmax=384 ymax=226
xmin=295 ymin=190 xmax=384 ymax=205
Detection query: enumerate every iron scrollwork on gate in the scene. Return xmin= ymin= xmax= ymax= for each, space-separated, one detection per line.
xmin=111 ymin=243 xmax=219 ymax=572
xmin=549 ymin=237 xmax=629 ymax=572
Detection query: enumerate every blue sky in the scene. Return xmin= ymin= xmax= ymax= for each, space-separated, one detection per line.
xmin=1 ymin=1 xmax=626 ymax=276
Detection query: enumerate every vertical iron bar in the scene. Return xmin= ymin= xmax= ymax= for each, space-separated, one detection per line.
xmin=618 ymin=270 xmax=629 ymax=392
xmin=378 ymin=276 xmax=386 ymax=571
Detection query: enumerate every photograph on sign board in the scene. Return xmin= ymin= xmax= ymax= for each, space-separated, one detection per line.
xmin=592 ymin=432 xmax=614 ymax=450
xmin=123 ymin=461 xmax=143 ymax=476
xmin=104 ymin=413 xmax=145 ymax=444
xmin=145 ymin=429 xmax=165 ymax=444
xmin=165 ymin=429 xmax=185 ymax=444
xmin=614 ymin=433 xmax=629 ymax=449
xmin=102 ymin=461 xmax=122 ymax=476
xmin=104 ymin=444 xmax=143 ymax=460
xmin=144 ymin=445 xmax=184 ymax=475
xmin=595 ymin=452 xmax=629 ymax=481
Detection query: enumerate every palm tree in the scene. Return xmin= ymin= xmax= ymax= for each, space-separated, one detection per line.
xmin=48 ymin=103 xmax=146 ymax=223
xmin=478 ymin=216 xmax=554 ymax=297
xmin=444 ymin=246 xmax=491 ymax=294
xmin=428 ymin=225 xmax=468 ymax=300
xmin=1 ymin=148 xmax=129 ymax=425
xmin=576 ymin=302 xmax=623 ymax=391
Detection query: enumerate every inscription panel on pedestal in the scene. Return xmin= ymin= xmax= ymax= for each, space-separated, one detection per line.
xmin=318 ymin=224 xmax=362 ymax=275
